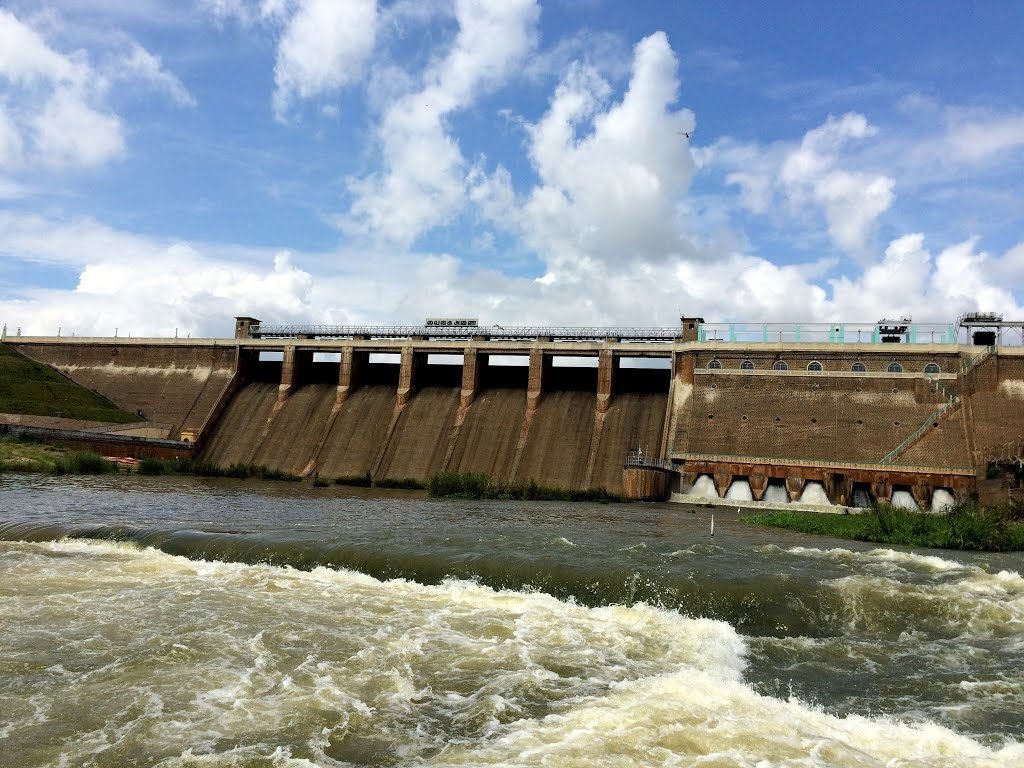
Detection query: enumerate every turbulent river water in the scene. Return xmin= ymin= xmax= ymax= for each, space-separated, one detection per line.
xmin=1 ymin=474 xmax=1022 ymax=767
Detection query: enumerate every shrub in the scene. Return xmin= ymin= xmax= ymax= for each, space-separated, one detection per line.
xmin=138 ymin=457 xmax=165 ymax=475
xmin=54 ymin=451 xmax=114 ymax=475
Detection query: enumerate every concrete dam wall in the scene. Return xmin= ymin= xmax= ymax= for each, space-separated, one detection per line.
xmin=193 ymin=352 xmax=667 ymax=493
xmin=12 ymin=341 xmax=236 ymax=439
xmin=10 ymin=336 xmax=1024 ymax=502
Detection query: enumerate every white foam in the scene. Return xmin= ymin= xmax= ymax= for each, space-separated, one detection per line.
xmin=428 ymin=669 xmax=1023 ymax=767
xmin=798 ymin=481 xmax=832 ymax=506
xmin=763 ymin=483 xmax=790 ymax=504
xmin=4 ymin=539 xmax=1021 ymax=767
xmin=725 ymin=479 xmax=753 ymax=501
xmin=787 ymin=545 xmax=970 ymax=574
xmin=932 ymin=488 xmax=956 ymax=512
xmin=890 ymin=489 xmax=919 ymax=510
xmin=686 ymin=474 xmax=718 ymax=499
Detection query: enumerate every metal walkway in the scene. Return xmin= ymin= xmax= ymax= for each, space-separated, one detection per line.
xmin=250 ymin=323 xmax=683 ymax=342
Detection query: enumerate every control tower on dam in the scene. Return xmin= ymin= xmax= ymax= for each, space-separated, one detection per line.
xmin=6 ymin=312 xmax=1023 ymax=506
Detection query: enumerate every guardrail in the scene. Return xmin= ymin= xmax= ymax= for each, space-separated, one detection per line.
xmin=0 ymin=424 xmax=192 ymax=450
xmin=624 ymin=449 xmax=675 ymax=471
xmin=252 ymin=324 xmax=683 ymax=342
xmin=697 ymin=322 xmax=958 ymax=344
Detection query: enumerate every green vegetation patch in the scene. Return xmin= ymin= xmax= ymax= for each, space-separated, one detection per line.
xmin=0 ymin=435 xmax=67 ymax=472
xmin=0 ymin=344 xmax=138 ymax=423
xmin=746 ymin=502 xmax=1024 ymax=552
xmin=0 ymin=437 xmax=116 ymax=474
xmin=426 ymin=470 xmax=621 ymax=503
xmin=137 ymin=456 xmax=300 ymax=482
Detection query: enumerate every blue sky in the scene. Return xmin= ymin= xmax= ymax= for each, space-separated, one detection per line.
xmin=1 ymin=0 xmax=1022 ymax=337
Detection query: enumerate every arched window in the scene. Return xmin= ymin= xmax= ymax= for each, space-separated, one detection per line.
xmin=708 ymin=358 xmax=722 ymax=369
xmin=807 ymin=361 xmax=823 ymax=372
xmin=772 ymin=360 xmax=789 ymax=371
xmin=851 ymin=362 xmax=866 ymax=372
xmin=924 ymin=362 xmax=940 ymax=374
xmin=887 ymin=362 xmax=903 ymax=373
xmin=740 ymin=360 xmax=754 ymax=370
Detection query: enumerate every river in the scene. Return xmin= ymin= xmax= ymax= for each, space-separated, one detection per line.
xmin=0 ymin=474 xmax=1021 ymax=766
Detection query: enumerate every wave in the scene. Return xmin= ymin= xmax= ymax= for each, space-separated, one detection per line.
xmin=2 ymin=539 xmax=1017 ymax=767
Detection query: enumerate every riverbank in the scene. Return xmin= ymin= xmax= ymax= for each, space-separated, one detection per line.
xmin=745 ymin=504 xmax=1024 ymax=551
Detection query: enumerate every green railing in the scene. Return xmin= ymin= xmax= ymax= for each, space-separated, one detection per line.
xmin=879 ymin=380 xmax=960 ymax=465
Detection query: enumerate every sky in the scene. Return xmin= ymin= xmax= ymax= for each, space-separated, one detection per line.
xmin=1 ymin=0 xmax=1023 ymax=338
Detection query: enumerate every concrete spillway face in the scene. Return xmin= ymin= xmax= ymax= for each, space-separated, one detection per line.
xmin=798 ymin=481 xmax=831 ymax=506
xmin=725 ymin=479 xmax=753 ymax=501
xmin=762 ymin=482 xmax=789 ymax=505
xmin=931 ymin=488 xmax=956 ymax=513
xmin=890 ymin=490 xmax=920 ymax=510
xmin=686 ymin=474 xmax=719 ymax=499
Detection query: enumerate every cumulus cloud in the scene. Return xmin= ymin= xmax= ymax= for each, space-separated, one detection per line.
xmin=704 ymin=112 xmax=894 ymax=256
xmin=272 ymin=0 xmax=378 ymax=120
xmin=472 ymin=31 xmax=696 ymax=274
xmin=0 ymin=213 xmax=315 ymax=337
xmin=341 ymin=0 xmax=541 ymax=246
xmin=32 ymin=87 xmax=124 ymax=168
xmin=0 ymin=8 xmax=195 ymax=176
xmin=829 ymin=234 xmax=1023 ymax=322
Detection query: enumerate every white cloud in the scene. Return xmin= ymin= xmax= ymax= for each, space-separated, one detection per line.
xmin=32 ymin=87 xmax=124 ymax=168
xmin=272 ymin=0 xmax=378 ymax=120
xmin=0 ymin=213 xmax=315 ymax=337
xmin=0 ymin=9 xmax=85 ymax=86
xmin=473 ymin=31 xmax=696 ymax=272
xmin=119 ymin=43 xmax=196 ymax=108
xmin=813 ymin=170 xmax=894 ymax=253
xmin=829 ymin=234 xmax=1023 ymax=322
xmin=0 ymin=9 xmax=195 ymax=177
xmin=0 ymin=107 xmax=25 ymax=169
xmin=342 ymin=0 xmax=541 ymax=246
xmin=945 ymin=112 xmax=1024 ymax=164
xmin=703 ymin=112 xmax=894 ymax=256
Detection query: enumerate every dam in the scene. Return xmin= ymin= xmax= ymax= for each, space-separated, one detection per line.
xmin=5 ymin=313 xmax=1023 ymax=506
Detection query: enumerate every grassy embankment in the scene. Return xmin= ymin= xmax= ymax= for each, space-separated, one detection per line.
xmin=746 ymin=503 xmax=1024 ymax=551
xmin=0 ymin=344 xmax=138 ymax=423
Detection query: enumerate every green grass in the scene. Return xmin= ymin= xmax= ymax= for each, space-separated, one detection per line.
xmin=0 ymin=344 xmax=139 ymax=423
xmin=135 ymin=456 xmax=300 ymax=481
xmin=426 ymin=470 xmax=621 ymax=503
xmin=0 ymin=435 xmax=68 ymax=472
xmin=53 ymin=451 xmax=115 ymax=475
xmin=745 ymin=502 xmax=1024 ymax=551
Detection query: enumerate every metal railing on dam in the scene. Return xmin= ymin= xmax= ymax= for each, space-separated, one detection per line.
xmin=698 ymin=322 xmax=959 ymax=345
xmin=249 ymin=320 xmax=1023 ymax=346
xmin=250 ymin=324 xmax=684 ymax=342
